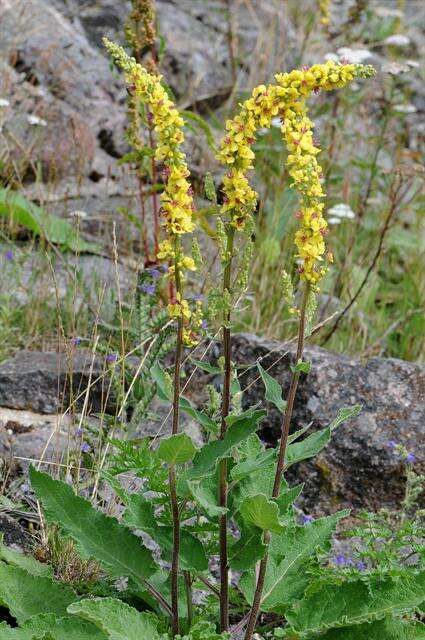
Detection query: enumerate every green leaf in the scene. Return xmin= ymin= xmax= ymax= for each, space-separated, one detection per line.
xmin=186 ymin=476 xmax=227 ymax=518
xmin=0 ymin=189 xmax=101 ymax=254
xmin=157 ymin=433 xmax=197 ymax=465
xmin=240 ymin=494 xmax=284 ymax=534
xmin=230 ymin=447 xmax=276 ymax=483
xmin=286 ymin=573 xmax=425 ymax=634
xmin=240 ymin=511 xmax=349 ymax=611
xmin=285 ymin=406 xmax=361 ymax=468
xmin=23 ymin=614 xmax=107 ymax=640
xmin=186 ymin=409 xmax=266 ymax=479
xmin=0 ymin=622 xmax=36 ymax=640
xmin=257 ymin=363 xmax=286 ymax=413
xmin=124 ymin=494 xmax=208 ymax=572
xmin=275 ymin=484 xmax=304 ymax=515
xmin=290 ymin=360 xmax=311 ymax=374
xmin=0 ymin=562 xmax=77 ymax=625
xmin=68 ymin=597 xmax=161 ymax=640
xmin=228 ymin=525 xmax=267 ymax=571
xmin=189 ymin=358 xmax=221 ymax=375
xmin=29 ymin=467 xmax=157 ymax=585
xmin=316 ymin=617 xmax=425 ymax=640
xmin=150 ymin=362 xmax=172 ymax=401
xmin=179 ymin=398 xmax=219 ymax=434
xmin=0 ymin=537 xmax=52 ymax=578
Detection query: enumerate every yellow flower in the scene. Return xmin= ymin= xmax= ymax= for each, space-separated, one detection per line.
xmin=217 ymin=59 xmax=375 ymax=285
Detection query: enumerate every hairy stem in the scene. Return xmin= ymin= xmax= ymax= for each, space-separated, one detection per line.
xmin=244 ymin=285 xmax=310 ymax=640
xmin=184 ymin=571 xmax=193 ymax=629
xmin=219 ymin=225 xmax=235 ymax=632
xmin=169 ymin=236 xmax=183 ymax=636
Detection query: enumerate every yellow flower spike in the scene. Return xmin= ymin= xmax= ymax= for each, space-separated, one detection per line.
xmin=218 ymin=59 xmax=375 ymax=286
xmin=104 ymin=38 xmax=195 ymax=238
xmin=105 ymin=39 xmax=205 ymax=342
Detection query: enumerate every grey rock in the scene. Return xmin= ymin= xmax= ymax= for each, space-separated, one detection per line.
xmin=0 ymin=350 xmax=114 ymax=414
xmin=0 ymin=513 xmax=31 ymax=551
xmin=195 ymin=333 xmax=424 ymax=514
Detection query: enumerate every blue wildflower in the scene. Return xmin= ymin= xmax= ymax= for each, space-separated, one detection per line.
xmin=301 ymin=514 xmax=314 ymax=525
xmin=106 ymin=353 xmax=118 ymax=363
xmin=5 ymin=250 xmax=14 ymax=261
xmin=81 ymin=442 xmax=91 ymax=453
xmin=406 ymin=452 xmax=416 ymax=464
xmin=140 ymin=282 xmax=156 ymax=295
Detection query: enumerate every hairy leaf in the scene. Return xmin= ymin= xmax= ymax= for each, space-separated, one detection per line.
xmin=240 ymin=494 xmax=284 ymax=534
xmin=230 ymin=448 xmax=276 ymax=483
xmin=186 ymin=409 xmax=266 ymax=479
xmin=187 ymin=476 xmax=227 ymax=518
xmin=239 ymin=511 xmax=348 ymax=611
xmin=285 ymin=406 xmax=361 ymax=468
xmin=68 ymin=597 xmax=160 ymax=640
xmin=0 ymin=562 xmax=77 ymax=624
xmin=30 ymin=468 xmax=156 ymax=585
xmin=124 ymin=494 xmax=208 ymax=572
xmin=257 ymin=363 xmax=286 ymax=413
xmin=157 ymin=433 xmax=197 ymax=465
xmin=316 ymin=617 xmax=425 ymax=640
xmin=0 ymin=538 xmax=52 ymax=578
xmin=286 ymin=573 xmax=425 ymax=634
xmin=23 ymin=614 xmax=106 ymax=640
xmin=229 ymin=525 xmax=266 ymax=571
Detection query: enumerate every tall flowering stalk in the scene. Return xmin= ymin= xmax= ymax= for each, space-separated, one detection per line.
xmin=104 ymin=39 xmax=198 ymax=636
xmin=217 ymin=59 xmax=375 ymax=638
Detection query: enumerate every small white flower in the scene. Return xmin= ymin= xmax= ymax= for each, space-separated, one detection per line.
xmin=374 ymin=7 xmax=403 ymax=18
xmin=328 ymin=217 xmax=342 ymax=225
xmin=271 ymin=116 xmax=282 ymax=128
xmin=406 ymin=59 xmax=420 ymax=68
xmin=328 ymin=203 xmax=356 ymax=220
xmin=393 ymin=103 xmax=417 ymax=114
xmin=27 ymin=114 xmax=47 ymax=126
xmin=0 ymin=98 xmax=10 ymax=108
xmin=337 ymin=47 xmax=373 ymax=64
xmin=384 ymin=34 xmax=410 ymax=46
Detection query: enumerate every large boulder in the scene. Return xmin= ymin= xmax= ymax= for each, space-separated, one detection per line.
xmin=220 ymin=334 xmax=424 ymax=514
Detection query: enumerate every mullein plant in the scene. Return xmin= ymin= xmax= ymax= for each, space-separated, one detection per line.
xmin=104 ymin=38 xmax=202 ymax=636
xmin=105 ymin=39 xmax=374 ymax=638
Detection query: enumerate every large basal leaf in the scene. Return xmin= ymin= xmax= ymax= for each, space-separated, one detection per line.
xmin=0 ymin=538 xmax=52 ymax=578
xmin=239 ymin=494 xmax=284 ymax=534
xmin=23 ymin=614 xmax=106 ymax=640
xmin=285 ymin=405 xmax=361 ymax=468
xmin=186 ymin=409 xmax=266 ymax=480
xmin=239 ymin=511 xmax=348 ymax=611
xmin=157 ymin=433 xmax=197 ymax=466
xmin=286 ymin=573 xmax=425 ymax=635
xmin=315 ymin=617 xmax=425 ymax=640
xmin=0 ymin=562 xmax=77 ymax=625
xmin=123 ymin=493 xmax=208 ymax=572
xmin=0 ymin=189 xmax=100 ymax=254
xmin=257 ymin=363 xmax=286 ymax=414
xmin=68 ymin=597 xmax=161 ymax=640
xmin=29 ymin=468 xmax=157 ymax=585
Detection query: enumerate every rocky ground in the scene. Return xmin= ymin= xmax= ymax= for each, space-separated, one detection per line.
xmin=1 ymin=335 xmax=423 ymax=527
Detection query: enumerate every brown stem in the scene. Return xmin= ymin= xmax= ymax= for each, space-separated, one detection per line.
xmin=169 ymin=236 xmax=183 ymax=636
xmin=219 ymin=225 xmax=235 ymax=632
xmin=243 ymin=285 xmax=310 ymax=640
